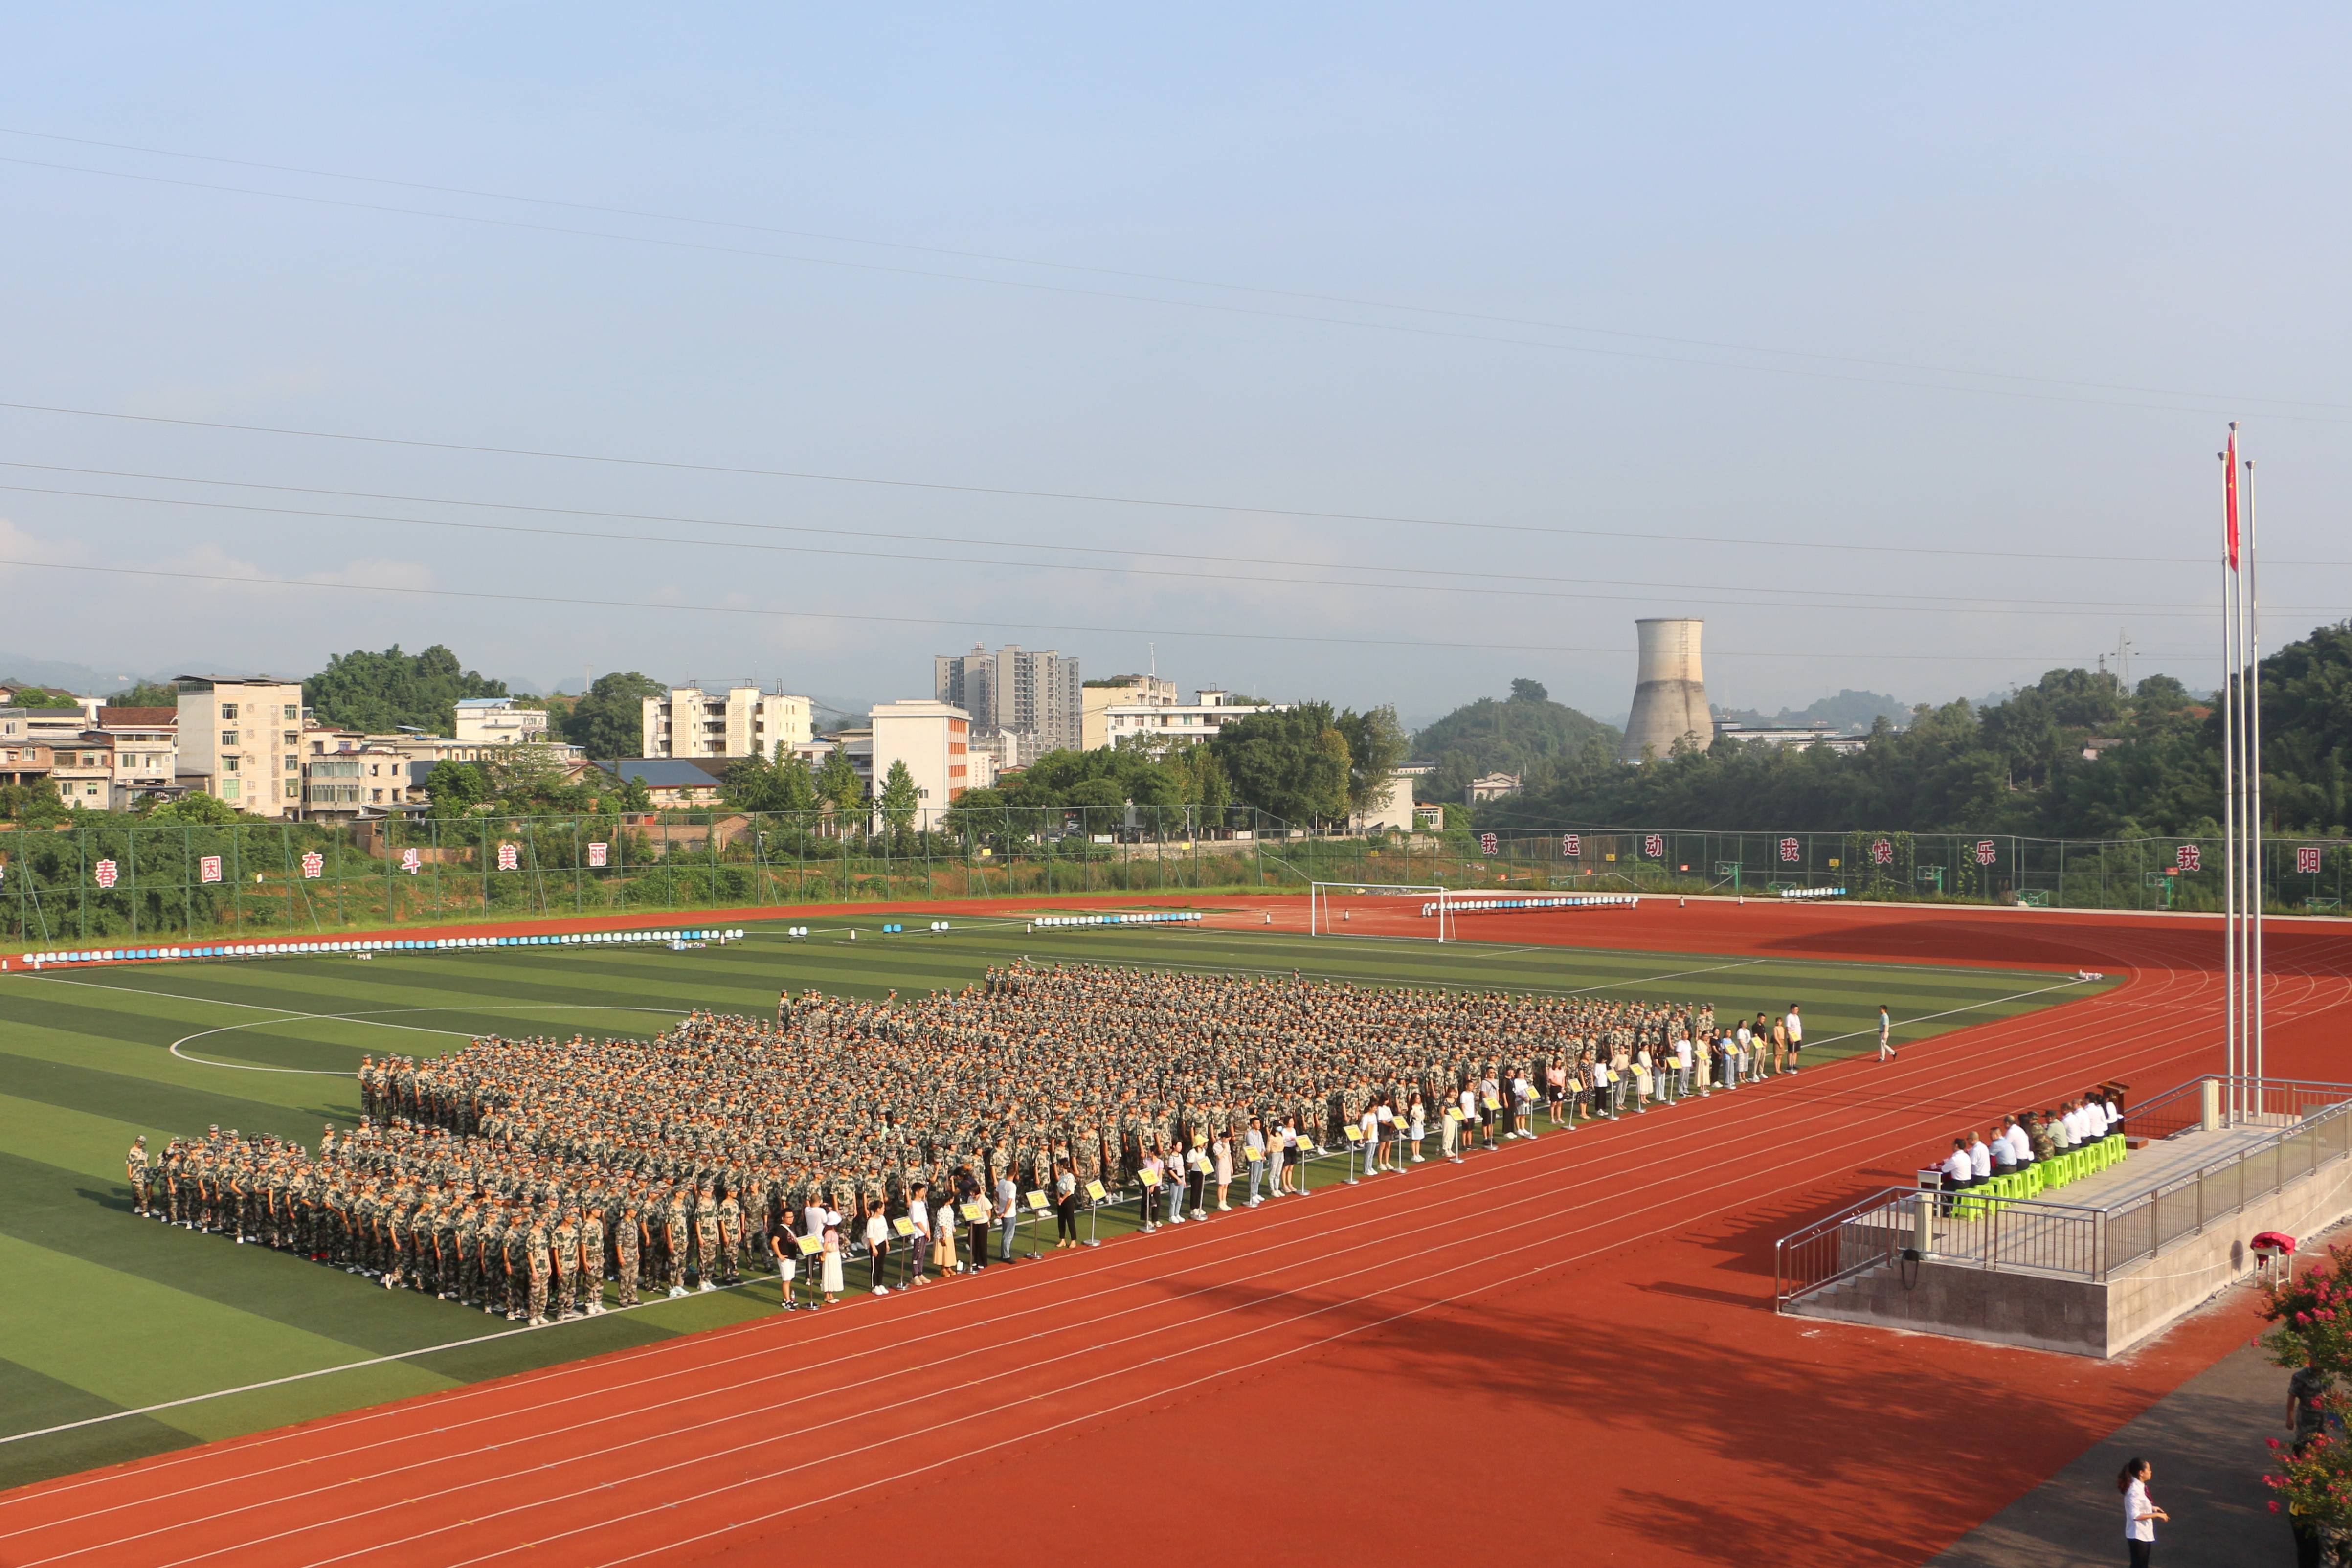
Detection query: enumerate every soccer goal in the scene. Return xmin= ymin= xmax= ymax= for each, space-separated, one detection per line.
xmin=1307 ymin=883 xmax=1456 ymax=942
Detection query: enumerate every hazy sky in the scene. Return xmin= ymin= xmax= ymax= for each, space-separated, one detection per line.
xmin=4 ymin=4 xmax=2347 ymax=725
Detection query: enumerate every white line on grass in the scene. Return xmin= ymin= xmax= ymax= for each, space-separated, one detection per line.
xmin=0 ymin=1275 xmax=779 ymax=1449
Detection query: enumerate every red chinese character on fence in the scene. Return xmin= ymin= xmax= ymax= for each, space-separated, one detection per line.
xmin=300 ymin=851 xmax=324 ymax=880
xmin=1975 ymin=840 xmax=1996 ymax=866
xmin=199 ymin=855 xmax=223 ymax=884
xmin=2299 ymin=845 xmax=2323 ymax=874
xmin=400 ymin=847 xmax=422 ymax=876
xmin=2176 ymin=844 xmax=2200 ymax=872
xmin=1871 ymin=838 xmax=1894 ymax=866
xmin=1644 ymin=834 xmax=1664 ymax=858
xmin=1778 ymin=837 xmax=1800 ymax=863
xmin=94 ymin=858 xmax=118 ymax=889
xmin=497 ymin=842 xmax=519 ymax=872
xmin=587 ymin=841 xmax=608 ymax=868
xmin=1561 ymin=834 xmax=1580 ymax=858
xmin=1479 ymin=833 xmax=1498 ymax=856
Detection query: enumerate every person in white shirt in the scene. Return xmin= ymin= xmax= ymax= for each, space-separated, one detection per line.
xmin=995 ymin=1172 xmax=1020 ymax=1262
xmin=1459 ymin=1084 xmax=1481 ymax=1146
xmin=864 ymin=1203 xmax=892 ymax=1294
xmin=1876 ymin=1005 xmax=1897 ymax=1062
xmin=1243 ymin=1117 xmax=1268 ymax=1205
xmin=903 ymin=1181 xmax=931 ymax=1287
xmin=1968 ymin=1133 xmax=1993 ymax=1182
xmin=1783 ymin=1004 xmax=1804 ymax=1073
xmin=1408 ymin=1092 xmax=1427 ymax=1160
xmin=1940 ymin=1139 xmax=1974 ymax=1211
xmin=1673 ymin=1033 xmax=1693 ymax=1098
xmin=2104 ymin=1094 xmax=2125 ymax=1132
xmin=1511 ymin=1072 xmax=1535 ymax=1137
xmin=2005 ymin=1119 xmax=2033 ymax=1168
xmin=2119 ymin=1456 xmax=2166 ymax=1566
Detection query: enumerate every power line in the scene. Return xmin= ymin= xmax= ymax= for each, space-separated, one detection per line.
xmin=5 ymin=125 xmax=2344 ymax=417
xmin=8 ymin=399 xmax=2341 ymax=568
xmin=0 ymin=558 xmax=2211 ymax=663
xmin=8 ymin=152 xmax=2347 ymax=428
xmin=6 ymin=475 xmax=2319 ymax=619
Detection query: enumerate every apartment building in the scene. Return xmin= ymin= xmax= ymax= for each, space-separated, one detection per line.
xmin=95 ymin=707 xmax=178 ymax=807
xmin=639 ymin=685 xmax=814 ymax=760
xmin=933 ymin=645 xmax=1081 ymax=756
xmin=1097 ymin=689 xmax=1278 ymax=750
xmin=868 ymin=700 xmax=973 ymax=825
xmin=174 ymin=675 xmax=309 ymax=817
xmin=452 ymin=696 xmax=551 ymax=746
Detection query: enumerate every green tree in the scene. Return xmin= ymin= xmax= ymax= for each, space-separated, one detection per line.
xmin=1333 ymin=703 xmax=1409 ymax=818
xmin=615 ymin=774 xmax=653 ymax=813
xmin=814 ymin=748 xmax=864 ymax=813
xmin=140 ymin=792 xmax=242 ymax=825
xmin=107 ymin=681 xmax=183 ymax=709
xmin=421 ymin=760 xmax=490 ymax=815
xmin=305 ymin=644 xmax=509 ymax=734
xmin=0 ymin=781 xmax=70 ymax=825
xmin=1413 ymin=686 xmax=1620 ymax=792
xmin=1509 ymin=677 xmax=1548 ymax=703
xmin=3 ymin=685 xmax=78 ymax=709
xmin=1210 ymin=702 xmax=1353 ymax=826
xmin=560 ymin=672 xmax=666 ymax=759
xmin=724 ymin=747 xmax=819 ymax=814
xmin=877 ymin=759 xmax=921 ymax=836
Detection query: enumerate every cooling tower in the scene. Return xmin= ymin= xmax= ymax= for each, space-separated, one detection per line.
xmin=1618 ymin=618 xmax=1712 ymax=762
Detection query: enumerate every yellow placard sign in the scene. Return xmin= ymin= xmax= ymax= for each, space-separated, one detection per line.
xmin=892 ymin=1217 xmax=915 ymax=1237
xmin=1139 ymin=1169 xmax=1160 ymax=1188
xmin=1026 ymin=1190 xmax=1048 ymax=1211
xmin=1445 ymin=1107 xmax=1463 ymax=1121
xmin=796 ymin=1234 xmax=822 ymax=1256
xmin=1343 ymin=1126 xmax=1363 ymax=1143
xmin=1483 ymin=1096 xmax=1502 ymax=1111
xmin=1085 ymin=1180 xmax=1107 ymax=1202
xmin=1245 ymin=1146 xmax=1264 ymax=1162
xmin=959 ymin=1202 xmax=987 ymax=1223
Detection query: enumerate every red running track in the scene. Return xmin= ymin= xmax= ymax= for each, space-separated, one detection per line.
xmin=4 ymin=899 xmax=2349 ymax=1568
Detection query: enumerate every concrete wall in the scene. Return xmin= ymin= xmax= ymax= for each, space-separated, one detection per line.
xmin=1795 ymin=1154 xmax=2352 ymax=1357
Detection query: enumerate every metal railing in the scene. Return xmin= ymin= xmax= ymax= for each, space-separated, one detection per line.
xmin=1775 ymin=1076 xmax=2352 ymax=1310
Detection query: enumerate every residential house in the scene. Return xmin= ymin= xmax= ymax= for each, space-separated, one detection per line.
xmin=640 ymin=685 xmax=813 ymax=760
xmin=1098 ymin=689 xmax=1279 ymax=751
xmin=1465 ymin=771 xmax=1522 ymax=804
xmin=452 ymin=696 xmax=551 ymax=746
xmin=95 ymin=707 xmax=179 ymax=807
xmin=174 ymin=675 xmax=309 ymax=818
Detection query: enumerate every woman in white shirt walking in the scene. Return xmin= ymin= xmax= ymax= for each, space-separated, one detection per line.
xmin=2119 ymin=1456 xmax=2166 ymax=1566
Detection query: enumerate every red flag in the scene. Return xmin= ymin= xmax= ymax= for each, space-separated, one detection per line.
xmin=2224 ymin=426 xmax=2240 ymax=568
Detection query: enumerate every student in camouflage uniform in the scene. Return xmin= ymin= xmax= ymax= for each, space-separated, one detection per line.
xmin=614 ymin=1194 xmax=641 ymax=1308
xmin=525 ymin=1209 xmax=553 ymax=1326
xmin=579 ymin=1203 xmax=606 ymax=1316
xmin=551 ymin=1208 xmax=579 ymax=1319
xmin=692 ymin=1187 xmax=721 ymax=1294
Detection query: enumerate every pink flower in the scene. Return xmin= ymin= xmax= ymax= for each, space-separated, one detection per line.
xmin=2270 ymin=1501 xmax=2282 ymax=1513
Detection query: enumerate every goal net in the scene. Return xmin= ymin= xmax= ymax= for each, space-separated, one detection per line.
xmin=1307 ymin=883 xmax=1455 ymax=942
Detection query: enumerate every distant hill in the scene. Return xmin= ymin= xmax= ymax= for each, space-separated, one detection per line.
xmin=1411 ymin=679 xmax=1620 ymax=801
xmin=1712 ymin=688 xmax=1909 ymax=732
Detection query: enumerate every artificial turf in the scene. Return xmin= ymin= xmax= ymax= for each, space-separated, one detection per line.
xmin=0 ymin=907 xmax=2106 ymax=1490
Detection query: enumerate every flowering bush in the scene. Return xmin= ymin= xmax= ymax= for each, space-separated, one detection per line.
xmin=2259 ymin=1245 xmax=2352 ymax=1533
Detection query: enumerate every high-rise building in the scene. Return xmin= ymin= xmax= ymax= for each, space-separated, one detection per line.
xmin=932 ymin=644 xmax=1080 ymax=755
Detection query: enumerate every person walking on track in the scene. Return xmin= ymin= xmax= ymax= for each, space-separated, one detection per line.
xmin=1878 ymin=1005 xmax=1898 ymax=1062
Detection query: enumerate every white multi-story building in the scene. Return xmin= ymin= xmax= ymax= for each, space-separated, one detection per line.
xmin=869 ymin=700 xmax=974 ymax=825
xmin=452 ymin=696 xmax=551 ymax=746
xmin=174 ymin=675 xmax=309 ymax=817
xmin=640 ymin=685 xmax=814 ymax=760
xmin=95 ymin=706 xmax=178 ymax=808
xmin=1098 ymin=689 xmax=1279 ymax=750
xmin=1081 ymin=674 xmax=1179 ymax=750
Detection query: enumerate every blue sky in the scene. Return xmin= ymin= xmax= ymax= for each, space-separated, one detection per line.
xmin=3 ymin=3 xmax=2345 ymax=724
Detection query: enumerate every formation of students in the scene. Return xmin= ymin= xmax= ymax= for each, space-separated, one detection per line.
xmin=1936 ymin=1087 xmax=2127 ymax=1193
xmin=125 ymin=963 xmax=1832 ymax=1319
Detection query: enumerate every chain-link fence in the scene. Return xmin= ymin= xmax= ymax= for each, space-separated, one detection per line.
xmin=2 ymin=808 xmax=2346 ymax=945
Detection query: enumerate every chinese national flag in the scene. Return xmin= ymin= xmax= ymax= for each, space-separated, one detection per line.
xmin=2224 ymin=426 xmax=2240 ymax=568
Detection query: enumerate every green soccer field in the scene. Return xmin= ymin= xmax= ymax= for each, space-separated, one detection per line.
xmin=0 ymin=909 xmax=2106 ymax=1491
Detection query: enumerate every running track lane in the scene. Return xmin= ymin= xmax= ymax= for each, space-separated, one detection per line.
xmin=4 ymin=905 xmax=2348 ymax=1568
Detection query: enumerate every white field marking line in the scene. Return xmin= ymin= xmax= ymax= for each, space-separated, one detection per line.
xmin=433 ymin=997 xmax=2228 ymax=1568
xmin=1802 ymin=977 xmax=2094 ymax=1048
xmin=163 ymin=1004 xmax=684 ymax=1073
xmin=2 ymin=950 xmax=2195 ymax=1536
xmin=80 ymin=962 xmax=2205 ymax=1567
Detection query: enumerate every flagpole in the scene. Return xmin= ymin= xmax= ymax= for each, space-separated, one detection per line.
xmin=2245 ymin=451 xmax=2264 ymax=1107
xmin=2219 ymin=439 xmax=2238 ymax=1121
